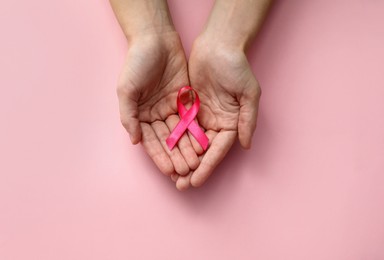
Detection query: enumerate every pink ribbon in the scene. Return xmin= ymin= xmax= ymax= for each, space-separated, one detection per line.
xmin=166 ymin=86 xmax=209 ymax=151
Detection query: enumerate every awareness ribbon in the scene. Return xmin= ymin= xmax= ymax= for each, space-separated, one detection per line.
xmin=166 ymin=86 xmax=209 ymax=151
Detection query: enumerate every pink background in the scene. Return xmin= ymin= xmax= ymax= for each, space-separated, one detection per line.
xmin=1 ymin=0 xmax=384 ymax=259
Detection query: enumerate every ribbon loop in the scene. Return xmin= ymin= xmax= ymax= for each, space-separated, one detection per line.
xmin=166 ymin=86 xmax=209 ymax=151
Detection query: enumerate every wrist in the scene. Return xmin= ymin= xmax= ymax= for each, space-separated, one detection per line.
xmin=125 ymin=24 xmax=176 ymax=42
xmin=200 ymin=0 xmax=272 ymax=51
xmin=191 ymin=33 xmax=246 ymax=61
xmin=128 ymin=28 xmax=178 ymax=45
xmin=110 ymin=0 xmax=176 ymax=41
xmin=190 ymin=34 xmax=248 ymax=80
xmin=197 ymin=29 xmax=249 ymax=52
xmin=128 ymin=31 xmax=182 ymax=52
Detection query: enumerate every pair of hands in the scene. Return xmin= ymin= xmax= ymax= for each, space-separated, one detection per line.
xmin=117 ymin=31 xmax=261 ymax=190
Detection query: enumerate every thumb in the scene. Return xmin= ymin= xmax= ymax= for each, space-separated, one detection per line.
xmin=238 ymin=85 xmax=261 ymax=149
xmin=117 ymin=87 xmax=142 ymax=144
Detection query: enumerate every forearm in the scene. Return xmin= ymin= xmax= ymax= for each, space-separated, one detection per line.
xmin=202 ymin=0 xmax=272 ymax=51
xmin=109 ymin=0 xmax=175 ymax=40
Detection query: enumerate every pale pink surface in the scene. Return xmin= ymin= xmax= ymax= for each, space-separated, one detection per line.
xmin=1 ymin=0 xmax=384 ymax=259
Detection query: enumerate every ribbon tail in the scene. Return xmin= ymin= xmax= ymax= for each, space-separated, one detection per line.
xmin=166 ymin=118 xmax=189 ymax=150
xmin=187 ymin=121 xmax=209 ymax=151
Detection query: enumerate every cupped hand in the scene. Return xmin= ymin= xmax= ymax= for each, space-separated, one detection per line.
xmin=117 ymin=32 xmax=200 ymax=176
xmin=175 ymin=36 xmax=262 ymax=190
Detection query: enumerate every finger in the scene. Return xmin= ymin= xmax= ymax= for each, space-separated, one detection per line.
xmin=188 ymin=129 xmax=217 ymax=162
xmin=171 ymin=173 xmax=179 ymax=182
xmin=188 ymin=131 xmax=205 ymax=155
xmin=140 ymin=123 xmax=174 ymax=176
xmin=176 ymin=171 xmax=192 ymax=191
xmin=117 ymin=87 xmax=141 ymax=144
xmin=175 ymin=131 xmax=217 ymax=190
xmin=152 ymin=121 xmax=190 ymax=176
xmin=190 ymin=130 xmax=237 ymax=188
xmin=205 ymin=130 xmax=218 ymax=146
xmin=238 ymin=85 xmax=261 ymax=149
xmin=166 ymin=115 xmax=200 ymax=170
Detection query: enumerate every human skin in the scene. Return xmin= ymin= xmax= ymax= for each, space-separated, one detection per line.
xmin=109 ymin=0 xmax=272 ymax=190
xmin=174 ymin=0 xmax=273 ymax=190
xmin=109 ymin=0 xmax=201 ymax=176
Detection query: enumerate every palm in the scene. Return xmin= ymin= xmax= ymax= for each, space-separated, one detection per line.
xmin=196 ymin=61 xmax=250 ymax=133
xmin=117 ymin=33 xmax=200 ymax=176
xmin=123 ymin=40 xmax=184 ymax=122
xmin=176 ymin=45 xmax=261 ymax=188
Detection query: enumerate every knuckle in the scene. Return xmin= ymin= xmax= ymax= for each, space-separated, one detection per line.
xmin=158 ymin=131 xmax=169 ymax=141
